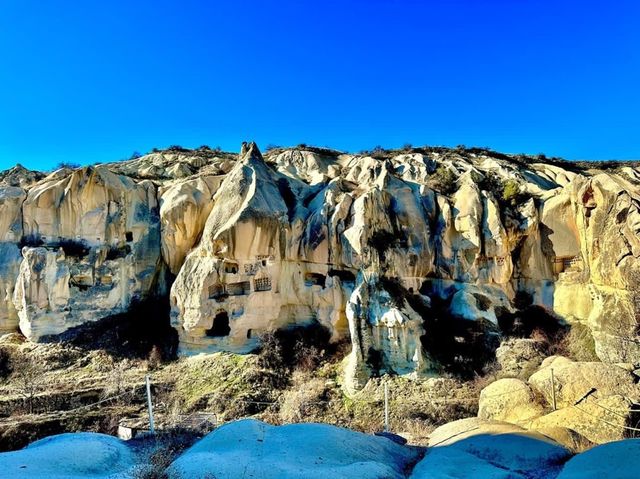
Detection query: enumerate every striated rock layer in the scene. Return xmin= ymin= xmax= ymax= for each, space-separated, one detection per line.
xmin=1 ymin=143 xmax=640 ymax=386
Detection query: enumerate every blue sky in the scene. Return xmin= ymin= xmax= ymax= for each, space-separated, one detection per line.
xmin=1 ymin=1 xmax=639 ymax=170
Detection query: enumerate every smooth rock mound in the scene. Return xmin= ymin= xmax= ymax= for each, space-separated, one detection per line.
xmin=426 ymin=418 xmax=571 ymax=478
xmin=410 ymin=447 xmax=524 ymax=479
xmin=557 ymin=439 xmax=640 ymax=479
xmin=478 ymin=378 xmax=545 ymax=425
xmin=0 ymin=432 xmax=134 ymax=478
xmin=528 ymin=358 xmax=639 ymax=408
xmin=169 ymin=418 xmax=421 ymax=479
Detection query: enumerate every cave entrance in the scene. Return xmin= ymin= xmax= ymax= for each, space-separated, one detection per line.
xmin=206 ymin=311 xmax=230 ymax=337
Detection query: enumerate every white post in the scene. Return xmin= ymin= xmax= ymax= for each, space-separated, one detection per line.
xmin=384 ymin=382 xmax=389 ymax=433
xmin=146 ymin=375 xmax=155 ymax=434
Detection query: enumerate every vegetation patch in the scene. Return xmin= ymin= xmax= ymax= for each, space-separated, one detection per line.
xmin=428 ymin=165 xmax=458 ymax=196
xmin=42 ymin=297 xmax=178 ymax=361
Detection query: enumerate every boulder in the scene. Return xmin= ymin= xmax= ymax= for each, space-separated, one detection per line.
xmin=410 ymin=447 xmax=524 ymax=479
xmin=427 ymin=418 xmax=571 ymax=478
xmin=495 ymin=339 xmax=547 ymax=379
xmin=528 ymin=359 xmax=640 ymax=409
xmin=528 ymin=394 xmax=635 ymax=444
xmin=12 ymin=166 xmax=162 ymax=340
xmin=534 ymin=426 xmax=594 ymax=453
xmin=557 ymin=439 xmax=640 ymax=479
xmin=478 ymin=378 xmax=545 ymax=425
xmin=169 ymin=419 xmax=421 ymax=479
xmin=0 ymin=432 xmax=134 ymax=478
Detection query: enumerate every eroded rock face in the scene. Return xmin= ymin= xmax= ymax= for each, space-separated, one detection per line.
xmin=1 ymin=144 xmax=640 ymax=385
xmin=0 ymin=185 xmax=26 ymax=332
xmin=9 ymin=167 xmax=162 ymax=340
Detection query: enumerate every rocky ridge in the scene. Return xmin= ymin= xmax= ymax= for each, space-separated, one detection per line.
xmin=1 ymin=143 xmax=640 ymax=391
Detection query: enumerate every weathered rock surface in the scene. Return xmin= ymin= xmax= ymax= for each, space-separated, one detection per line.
xmin=169 ymin=418 xmax=421 ymax=479
xmin=9 ymin=166 xmax=162 ymax=340
xmin=557 ymin=438 xmax=640 ymax=479
xmin=528 ymin=394 xmax=636 ymax=444
xmin=425 ymin=418 xmax=571 ymax=478
xmin=478 ymin=378 xmax=545 ymax=425
xmin=528 ymin=358 xmax=640 ymax=409
xmin=476 ymin=356 xmax=640 ymax=445
xmin=495 ymin=338 xmax=547 ymax=379
xmin=0 ymin=432 xmax=134 ymax=479
xmin=1 ymin=144 xmax=640 ymax=384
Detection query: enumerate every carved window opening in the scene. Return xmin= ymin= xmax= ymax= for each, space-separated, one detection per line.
xmin=246 ymin=329 xmax=252 ymax=339
xmin=224 ymin=262 xmax=239 ymax=274
xmin=304 ymin=273 xmax=326 ymax=287
xmin=254 ymin=277 xmax=272 ymax=292
xmin=227 ymin=281 xmax=250 ymax=296
xmin=244 ymin=263 xmax=258 ymax=275
xmin=553 ymin=255 xmax=582 ymax=274
xmin=208 ymin=284 xmax=226 ymax=299
xmin=125 ymin=231 xmax=133 ymax=242
xmin=206 ymin=311 xmax=230 ymax=337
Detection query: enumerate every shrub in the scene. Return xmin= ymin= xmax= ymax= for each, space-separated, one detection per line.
xmin=0 ymin=347 xmax=13 ymax=380
xmin=166 ymin=145 xmax=188 ymax=152
xmin=10 ymin=353 xmax=45 ymax=414
xmin=476 ymin=173 xmax=529 ymax=208
xmin=428 ymin=166 xmax=458 ymax=196
xmin=550 ymin=323 xmax=598 ymax=361
xmin=502 ymin=179 xmax=521 ymax=206
xmin=131 ymin=427 xmax=200 ymax=479
xmin=18 ymin=234 xmax=44 ymax=249
xmin=54 ymin=162 xmax=81 ymax=170
xmin=497 ymin=303 xmax=565 ymax=340
xmin=148 ymin=345 xmax=163 ymax=370
xmin=105 ymin=244 xmax=131 ymax=261
xmin=279 ymin=372 xmax=327 ymax=423
xmin=293 ymin=340 xmax=324 ymax=372
xmin=370 ymin=145 xmax=387 ymax=159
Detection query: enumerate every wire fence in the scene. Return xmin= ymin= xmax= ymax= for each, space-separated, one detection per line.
xmin=2 ymin=366 xmax=640 ymax=444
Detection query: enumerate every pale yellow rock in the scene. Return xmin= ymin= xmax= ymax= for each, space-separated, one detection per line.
xmin=478 ymin=378 xmax=545 ymax=425
xmin=534 ymin=426 xmax=594 ymax=453
xmin=495 ymin=339 xmax=547 ymax=380
xmin=2 ymin=143 xmax=640 ymax=381
xmin=528 ymin=395 xmax=633 ymax=444
xmin=528 ymin=359 xmax=640 ymax=409
xmin=160 ymin=175 xmax=224 ymax=274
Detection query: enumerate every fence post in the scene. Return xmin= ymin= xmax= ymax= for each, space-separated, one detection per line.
xmin=384 ymin=382 xmax=390 ymax=433
xmin=550 ymin=368 xmax=557 ymax=411
xmin=146 ymin=375 xmax=155 ymax=434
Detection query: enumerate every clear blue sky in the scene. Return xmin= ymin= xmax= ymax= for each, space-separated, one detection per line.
xmin=1 ymin=1 xmax=639 ymax=170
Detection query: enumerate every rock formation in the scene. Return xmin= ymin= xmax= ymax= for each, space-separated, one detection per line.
xmin=1 ymin=143 xmax=640 ymax=388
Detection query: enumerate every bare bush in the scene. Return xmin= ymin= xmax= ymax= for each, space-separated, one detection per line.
xmin=148 ymin=345 xmax=163 ymax=371
xmin=279 ymin=372 xmax=327 ymax=423
xmin=0 ymin=347 xmax=13 ymax=380
xmin=428 ymin=165 xmax=458 ymax=196
xmin=11 ymin=353 xmax=45 ymax=414
xmin=550 ymin=323 xmax=598 ymax=361
xmin=102 ymin=359 xmax=131 ymax=400
xmin=131 ymin=427 xmax=201 ymax=479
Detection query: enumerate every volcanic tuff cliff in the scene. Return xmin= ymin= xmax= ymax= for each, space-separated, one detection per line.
xmin=1 ymin=143 xmax=640 ymax=390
